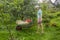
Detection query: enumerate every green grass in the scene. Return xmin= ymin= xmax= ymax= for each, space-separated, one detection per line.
xmin=0 ymin=26 xmax=60 ymax=40
xmin=0 ymin=11 xmax=60 ymax=40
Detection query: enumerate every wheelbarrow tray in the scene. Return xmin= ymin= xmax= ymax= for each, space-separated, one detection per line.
xmin=16 ymin=22 xmax=33 ymax=28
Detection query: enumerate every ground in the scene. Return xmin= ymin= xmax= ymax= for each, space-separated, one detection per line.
xmin=0 ymin=11 xmax=60 ymax=40
xmin=0 ymin=26 xmax=60 ymax=40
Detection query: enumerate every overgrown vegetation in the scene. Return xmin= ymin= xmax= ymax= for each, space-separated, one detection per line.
xmin=0 ymin=0 xmax=60 ymax=40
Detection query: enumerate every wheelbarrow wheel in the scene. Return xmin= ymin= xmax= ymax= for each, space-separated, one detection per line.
xmin=16 ymin=25 xmax=22 ymax=30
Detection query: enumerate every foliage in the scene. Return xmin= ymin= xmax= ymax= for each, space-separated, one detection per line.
xmin=0 ymin=0 xmax=60 ymax=40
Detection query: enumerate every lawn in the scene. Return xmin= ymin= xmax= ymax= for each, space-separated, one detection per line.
xmin=0 ymin=8 xmax=60 ymax=40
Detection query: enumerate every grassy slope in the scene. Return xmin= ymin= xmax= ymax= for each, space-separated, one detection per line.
xmin=0 ymin=11 xmax=60 ymax=40
xmin=0 ymin=27 xmax=60 ymax=40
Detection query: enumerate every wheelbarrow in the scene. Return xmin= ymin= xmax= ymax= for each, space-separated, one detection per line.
xmin=16 ymin=19 xmax=33 ymax=30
